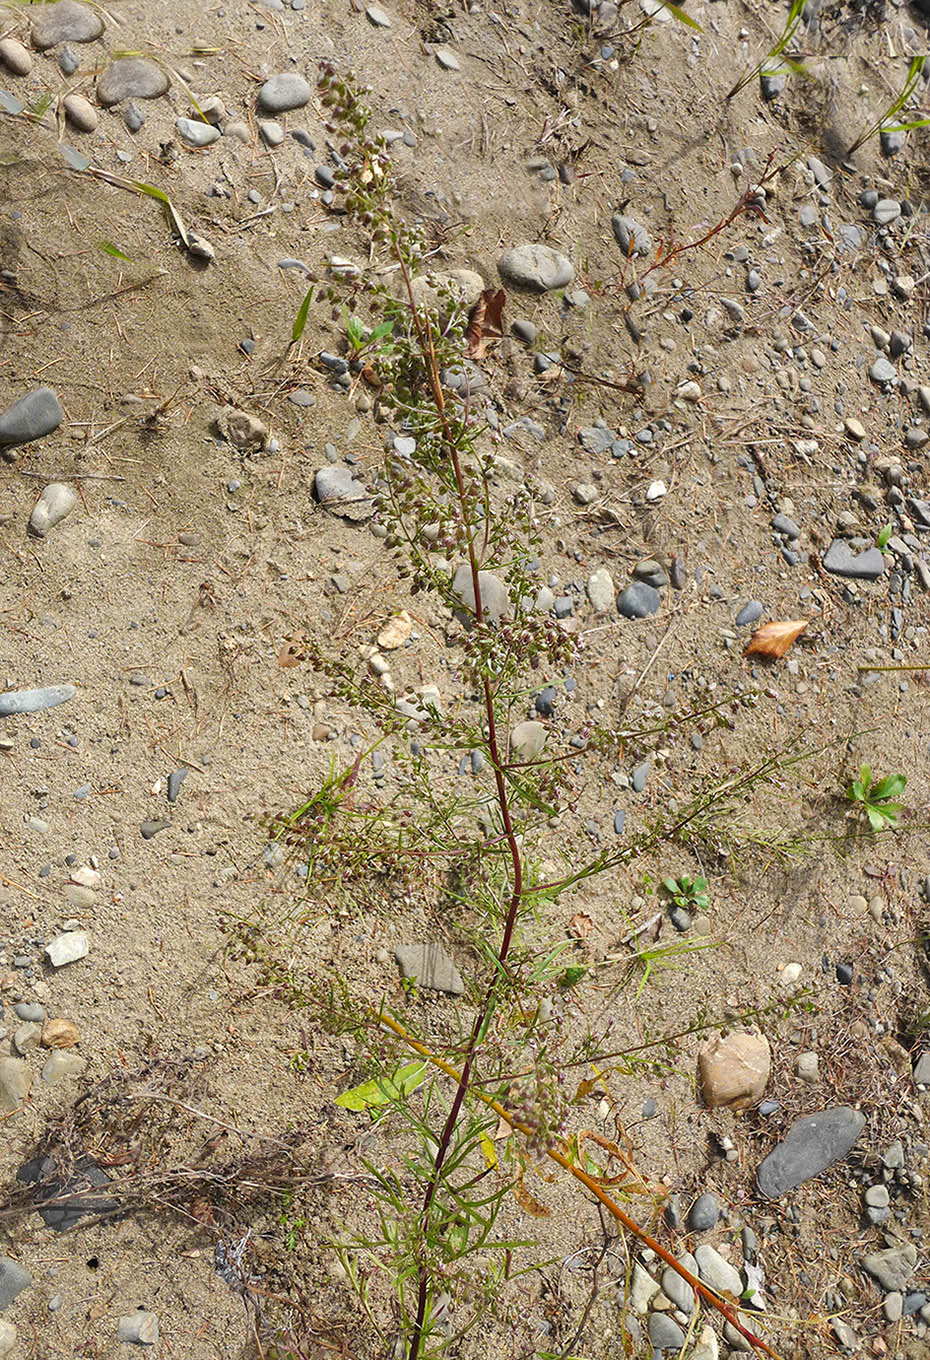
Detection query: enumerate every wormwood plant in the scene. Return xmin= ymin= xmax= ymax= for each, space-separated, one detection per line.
xmin=244 ymin=63 xmax=802 ymax=1360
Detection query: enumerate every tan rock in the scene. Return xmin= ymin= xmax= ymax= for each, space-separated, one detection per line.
xmin=699 ymin=1029 xmax=771 ymax=1110
xmin=42 ymin=1018 xmax=81 ymax=1049
xmin=377 ymin=611 xmax=413 ymax=650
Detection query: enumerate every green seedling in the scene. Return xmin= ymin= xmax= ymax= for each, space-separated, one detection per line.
xmin=846 ymin=764 xmax=907 ymax=831
xmin=343 ymin=305 xmax=395 ymax=357
xmin=876 ymin=523 xmax=893 ymax=550
xmin=662 ymin=874 xmax=709 ymax=913
xmin=848 ymin=56 xmax=930 ymax=157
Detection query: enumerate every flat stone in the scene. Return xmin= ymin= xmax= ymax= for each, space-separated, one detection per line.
xmin=0 ymin=685 xmax=76 ymax=718
xmin=756 ymin=1106 xmax=865 ymax=1198
xmin=498 ymin=244 xmax=574 ymax=292
xmin=617 ymin=582 xmax=660 ymax=618
xmin=822 ymin=541 xmax=884 ymax=580
xmin=578 ymin=426 xmax=614 ymax=455
xmin=691 ymin=1325 xmax=719 ymax=1360
xmin=41 ymin=1051 xmax=86 ymax=1084
xmin=735 ymin=600 xmax=762 ymax=627
xmin=16 ymin=1153 xmax=118 ymax=1231
xmin=914 ymin=1051 xmax=930 ymax=1084
xmin=394 ymin=942 xmax=463 ymax=995
xmin=258 ymin=73 xmax=311 ymax=113
xmin=630 ymin=1261 xmax=660 ymax=1314
xmin=870 ymin=356 xmax=897 ymax=384
xmin=45 ymin=930 xmax=89 ymax=967
xmin=0 ymin=39 xmax=33 ymax=76
xmin=0 ymin=387 xmax=63 ymax=454
xmin=587 ymin=568 xmax=614 ymax=613
xmin=647 ymin=1312 xmax=686 ymax=1350
xmin=632 ymin=559 xmax=668 ymax=589
xmin=0 ymin=1319 xmax=16 ymax=1356
xmin=661 ymin=1254 xmax=697 ymax=1314
xmin=451 ymin=565 xmax=512 ymax=622
xmin=366 ymin=4 xmax=393 ymax=25
xmin=118 ymin=1311 xmax=160 ymax=1345
xmin=699 ymin=1030 xmax=771 ymax=1110
xmin=96 ymin=58 xmax=169 ymax=106
xmin=176 ymin=117 xmax=220 ymax=147
xmin=29 ymin=482 xmax=77 ymax=537
xmin=510 ymin=721 xmax=547 ymax=761
xmin=688 ymin=1192 xmax=719 ymax=1232
xmin=0 ymin=1258 xmax=31 ymax=1311
xmin=873 ymin=198 xmax=901 ymax=225
xmin=612 ymin=214 xmax=653 ymax=258
xmin=844 ymin=417 xmax=866 ymax=441
xmin=0 ymin=1059 xmax=32 ymax=1115
xmin=63 ymin=93 xmax=97 ymax=132
xmin=695 ymin=1244 xmax=742 ymax=1297
xmin=313 ymin=467 xmax=372 ymax=521
xmin=435 ymin=48 xmax=461 ymax=71
xmin=862 ymin=1243 xmax=917 ymax=1293
xmin=259 ymin=119 xmax=284 ymax=147
xmin=31 ymin=1 xmax=103 ymax=48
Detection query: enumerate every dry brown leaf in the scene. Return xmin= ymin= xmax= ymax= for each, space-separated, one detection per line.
xmin=465 ymin=288 xmax=505 ymax=359
xmin=568 ymin=912 xmax=595 ymax=940
xmin=511 ymin=1176 xmax=551 ymax=1218
xmin=278 ymin=634 xmax=305 ymax=668
xmin=743 ymin=619 xmax=807 ymax=660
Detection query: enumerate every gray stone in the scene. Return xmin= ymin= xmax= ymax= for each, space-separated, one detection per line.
xmin=632 ymin=559 xmax=668 ymax=589
xmin=873 ymin=199 xmax=901 ymax=225
xmin=735 ymin=600 xmax=763 ymax=627
xmin=611 ymin=214 xmax=652 ymax=258
xmin=578 ymin=426 xmax=614 ymax=455
xmin=31 ymin=1 xmax=103 ymax=49
xmin=0 ymin=387 xmax=63 ymax=454
xmin=822 ymin=541 xmax=884 ymax=581
xmin=695 ymin=1244 xmax=742 ymax=1297
xmin=167 ymin=769 xmax=187 ymax=803
xmin=258 ymin=74 xmax=311 ymax=113
xmin=0 ymin=1060 xmax=31 ymax=1115
xmin=118 ymin=1311 xmax=160 ymax=1345
xmin=176 ymin=117 xmax=220 ymax=147
xmin=29 ymin=483 xmax=77 ymax=537
xmin=260 ymin=120 xmax=284 ymax=147
xmin=880 ymin=125 xmax=907 ymax=157
xmin=884 ymin=1292 xmax=903 ymax=1323
xmin=760 ymin=66 xmax=787 ymax=100
xmin=631 ymin=761 xmax=651 ymax=793
xmin=617 ymin=581 xmax=660 ymax=618
xmin=451 ymin=565 xmax=512 ymax=622
xmin=870 ymin=356 xmax=897 ymax=384
xmin=498 ymin=244 xmax=574 ymax=292
xmin=647 ymin=1313 xmax=686 ymax=1350
xmin=862 ymin=1243 xmax=917 ymax=1293
xmin=13 ymin=1004 xmax=46 ymax=1023
xmin=688 ymin=1192 xmax=719 ymax=1231
xmin=772 ymin=513 xmax=800 ymax=538
xmin=313 ymin=467 xmax=372 ymax=520
xmin=45 ymin=930 xmax=89 ymax=967
xmin=0 ymin=1258 xmax=31 ymax=1311
xmin=97 ymin=58 xmax=169 ymax=106
xmin=395 ymin=942 xmax=463 ymax=995
xmin=0 ymin=685 xmax=76 ymax=717
xmin=661 ymin=1254 xmax=696 ymax=1314
xmin=756 ymin=1106 xmax=865 ymax=1198
xmin=914 ymin=1051 xmax=930 ymax=1084
xmin=586 ymin=568 xmax=614 ymax=614
xmin=124 ymin=102 xmax=145 ymax=132
xmin=573 ymin=482 xmax=598 ymax=505
xmin=366 ymin=4 xmax=393 ymax=25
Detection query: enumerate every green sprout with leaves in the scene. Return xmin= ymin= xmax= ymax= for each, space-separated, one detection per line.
xmin=847 ymin=55 xmax=930 ymax=157
xmin=662 ymin=873 xmax=709 ymax=914
xmin=846 ymin=764 xmax=907 ymax=832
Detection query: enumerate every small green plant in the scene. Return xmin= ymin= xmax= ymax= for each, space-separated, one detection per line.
xmin=727 ymin=0 xmax=806 ymax=101
xmin=876 ymin=523 xmax=893 ymax=550
xmin=846 ymin=764 xmax=907 ymax=831
xmin=662 ymin=873 xmax=709 ymax=913
xmin=343 ymin=303 xmax=395 ymax=357
xmin=847 ymin=55 xmax=930 ymax=157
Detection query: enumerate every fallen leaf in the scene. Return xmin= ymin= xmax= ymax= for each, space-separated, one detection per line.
xmin=568 ymin=912 xmax=595 ymax=940
xmin=743 ymin=619 xmax=807 ymax=660
xmin=511 ymin=1174 xmax=550 ymax=1218
xmin=278 ymin=634 xmax=305 ymax=668
xmin=465 ymin=288 xmax=505 ymax=359
xmin=335 ymin=1061 xmax=426 ymax=1111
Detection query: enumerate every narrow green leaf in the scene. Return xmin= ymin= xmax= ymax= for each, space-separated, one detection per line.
xmin=876 ymin=523 xmax=893 ymax=549
xmin=660 ymin=2 xmax=703 ymax=31
xmin=291 ymin=286 xmax=314 ymax=343
xmin=97 ymin=240 xmax=133 ymax=262
xmin=335 ymin=1061 xmax=426 ymax=1111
